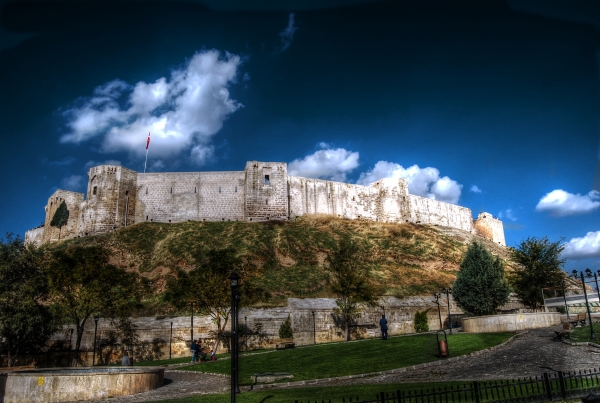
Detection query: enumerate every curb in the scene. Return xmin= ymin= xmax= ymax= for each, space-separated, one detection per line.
xmin=244 ymin=331 xmax=525 ymax=391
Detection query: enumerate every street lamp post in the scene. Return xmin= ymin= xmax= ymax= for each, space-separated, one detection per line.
xmin=442 ymin=288 xmax=453 ymax=334
xmin=433 ymin=292 xmax=443 ymax=329
xmin=92 ymin=315 xmax=99 ymax=366
xmin=572 ymin=270 xmax=596 ymax=340
xmin=169 ymin=322 xmax=173 ymax=360
xmin=244 ymin=316 xmax=248 ymax=351
xmin=588 ymin=269 xmax=600 ymax=304
xmin=190 ymin=302 xmax=194 ymax=346
xmin=312 ymin=311 xmax=316 ymax=345
xmin=560 ymin=280 xmax=570 ymax=320
xmin=229 ymin=272 xmax=241 ymax=403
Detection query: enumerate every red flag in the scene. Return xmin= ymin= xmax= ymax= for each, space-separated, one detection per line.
xmin=146 ymin=132 xmax=151 ymax=150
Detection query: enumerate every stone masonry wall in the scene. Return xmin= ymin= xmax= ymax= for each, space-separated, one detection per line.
xmin=136 ymin=171 xmax=245 ymax=223
xmin=26 ymin=160 xmax=505 ymax=245
xmin=473 ymin=212 xmax=506 ymax=246
xmin=41 ymin=190 xmax=84 ymax=243
xmin=408 ymin=195 xmax=474 ymax=233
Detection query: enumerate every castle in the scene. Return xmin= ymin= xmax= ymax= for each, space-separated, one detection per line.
xmin=25 ymin=161 xmax=505 ymax=246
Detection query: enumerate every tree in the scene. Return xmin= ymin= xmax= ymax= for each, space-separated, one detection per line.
xmin=278 ymin=315 xmax=293 ymax=339
xmin=509 ymin=236 xmax=567 ymax=310
xmin=50 ymin=201 xmax=69 ymax=240
xmin=46 ymin=245 xmax=148 ymax=356
xmin=164 ymin=248 xmax=263 ymax=353
xmin=414 ymin=309 xmax=430 ymax=333
xmin=0 ymin=234 xmax=56 ymax=366
xmin=327 ymin=239 xmax=378 ymax=341
xmin=453 ymin=241 xmax=510 ymax=316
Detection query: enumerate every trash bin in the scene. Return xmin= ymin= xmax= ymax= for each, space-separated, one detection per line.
xmin=436 ymin=330 xmax=449 ymax=358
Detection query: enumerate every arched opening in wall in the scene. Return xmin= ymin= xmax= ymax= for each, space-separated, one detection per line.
xmin=170 ymin=187 xmax=172 ymax=194
xmin=125 ymin=191 xmax=128 ymax=195
xmin=235 ymin=186 xmax=237 ymax=192
xmin=194 ymin=187 xmax=196 ymax=193
xmin=146 ymin=216 xmax=148 ymax=221
xmin=93 ymin=186 xmax=97 ymax=195
xmin=146 ymin=188 xmax=148 ymax=194
xmin=249 ymin=218 xmax=252 ymax=221
xmin=264 ymin=175 xmax=270 ymax=185
xmin=219 ymin=186 xmax=221 ymax=193
xmin=168 ymin=220 xmax=171 ymax=223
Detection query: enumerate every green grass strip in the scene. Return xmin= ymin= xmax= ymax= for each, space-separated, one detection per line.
xmin=570 ymin=322 xmax=600 ymax=341
xmin=180 ymin=332 xmax=514 ymax=385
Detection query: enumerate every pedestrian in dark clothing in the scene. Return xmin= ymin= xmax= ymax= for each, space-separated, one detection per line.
xmin=197 ymin=342 xmax=207 ymax=362
xmin=191 ymin=340 xmax=198 ymax=362
xmin=379 ymin=315 xmax=388 ymax=340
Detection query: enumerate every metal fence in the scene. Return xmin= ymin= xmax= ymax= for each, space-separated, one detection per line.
xmin=294 ymin=368 xmax=600 ymax=403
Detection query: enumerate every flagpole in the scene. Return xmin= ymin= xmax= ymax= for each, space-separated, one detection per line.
xmin=144 ymin=148 xmax=149 ymax=173
xmin=144 ymin=132 xmax=150 ymax=173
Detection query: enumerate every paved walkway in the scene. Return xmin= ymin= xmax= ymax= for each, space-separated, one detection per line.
xmin=74 ymin=325 xmax=600 ymax=402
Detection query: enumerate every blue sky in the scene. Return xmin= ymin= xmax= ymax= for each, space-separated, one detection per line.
xmin=0 ymin=0 xmax=599 ymax=271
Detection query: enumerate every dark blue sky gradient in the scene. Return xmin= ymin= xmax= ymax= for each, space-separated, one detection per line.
xmin=0 ymin=0 xmax=599 ymax=270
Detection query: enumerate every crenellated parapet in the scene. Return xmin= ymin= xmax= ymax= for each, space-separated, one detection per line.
xmin=25 ymin=161 xmax=506 ymax=246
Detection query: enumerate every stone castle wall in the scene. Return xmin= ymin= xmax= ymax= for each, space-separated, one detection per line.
xmin=26 ymin=161 xmax=505 ymax=245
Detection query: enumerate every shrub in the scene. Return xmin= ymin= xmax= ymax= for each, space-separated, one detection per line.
xmin=278 ymin=315 xmax=293 ymax=339
xmin=414 ymin=309 xmax=430 ymax=333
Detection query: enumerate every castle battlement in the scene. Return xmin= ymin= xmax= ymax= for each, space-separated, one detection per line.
xmin=25 ymin=161 xmax=505 ymax=246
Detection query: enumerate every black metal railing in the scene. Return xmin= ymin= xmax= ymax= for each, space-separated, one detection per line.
xmin=293 ymin=368 xmax=600 ymax=403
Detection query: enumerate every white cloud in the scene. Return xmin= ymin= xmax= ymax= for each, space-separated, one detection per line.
xmin=288 ymin=146 xmax=359 ymax=182
xmin=470 ymin=185 xmax=482 ymax=193
xmin=60 ymin=50 xmax=242 ymax=166
xmin=357 ymin=161 xmax=462 ymax=204
xmin=60 ymin=175 xmax=84 ymax=191
xmin=498 ymin=209 xmax=517 ymax=222
xmin=562 ymin=231 xmax=600 ymax=259
xmin=536 ymin=189 xmax=600 ymax=216
xmin=279 ymin=12 xmax=298 ymax=51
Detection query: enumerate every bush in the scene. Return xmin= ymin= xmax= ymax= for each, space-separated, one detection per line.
xmin=278 ymin=315 xmax=293 ymax=339
xmin=414 ymin=309 xmax=430 ymax=333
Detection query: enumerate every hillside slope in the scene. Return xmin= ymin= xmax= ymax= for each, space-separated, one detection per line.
xmin=56 ymin=215 xmax=513 ymax=307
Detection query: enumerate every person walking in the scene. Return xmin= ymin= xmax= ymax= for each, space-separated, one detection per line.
xmin=190 ymin=339 xmax=199 ymax=362
xmin=379 ymin=315 xmax=388 ymax=340
xmin=121 ymin=352 xmax=131 ymax=366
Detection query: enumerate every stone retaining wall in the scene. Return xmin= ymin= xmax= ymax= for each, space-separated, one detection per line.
xmin=461 ymin=312 xmax=561 ymax=333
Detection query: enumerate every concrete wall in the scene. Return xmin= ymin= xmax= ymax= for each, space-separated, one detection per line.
xmin=461 ymin=312 xmax=560 ymax=333
xmin=0 ymin=368 xmax=164 ymax=403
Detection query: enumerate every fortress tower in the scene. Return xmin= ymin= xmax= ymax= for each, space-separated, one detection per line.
xmin=26 ymin=161 xmax=506 ymax=246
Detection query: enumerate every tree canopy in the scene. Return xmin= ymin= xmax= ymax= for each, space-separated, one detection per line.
xmin=0 ymin=234 xmax=55 ymax=366
xmin=46 ymin=245 xmax=148 ymax=353
xmin=453 ymin=241 xmax=510 ymax=316
xmin=164 ymin=248 xmax=264 ymax=351
xmin=327 ymin=239 xmax=378 ymax=341
xmin=509 ymin=236 xmax=567 ymax=310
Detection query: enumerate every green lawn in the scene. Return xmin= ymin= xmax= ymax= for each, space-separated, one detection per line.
xmin=570 ymin=322 xmax=600 ymax=341
xmin=180 ymin=332 xmax=514 ymax=385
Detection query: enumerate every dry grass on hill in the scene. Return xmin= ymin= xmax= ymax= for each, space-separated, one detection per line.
xmin=56 ymin=215 xmax=513 ymax=308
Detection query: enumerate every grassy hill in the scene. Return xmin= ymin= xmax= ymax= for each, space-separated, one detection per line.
xmin=55 ymin=215 xmax=513 ymax=310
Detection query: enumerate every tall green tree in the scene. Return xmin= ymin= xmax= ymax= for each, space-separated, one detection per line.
xmin=164 ymin=248 xmax=264 ymax=353
xmin=453 ymin=241 xmax=510 ymax=316
xmin=327 ymin=239 xmax=378 ymax=341
xmin=0 ymin=234 xmax=55 ymax=366
xmin=509 ymin=236 xmax=567 ymax=310
xmin=46 ymin=246 xmax=148 ymax=355
xmin=50 ymin=201 xmax=69 ymax=240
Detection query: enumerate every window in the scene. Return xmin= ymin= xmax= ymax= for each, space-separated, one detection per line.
xmin=125 ymin=190 xmax=129 ymax=196
xmin=170 ymin=187 xmax=172 ymax=194
xmin=264 ymin=175 xmax=270 ymax=185
xmin=146 ymin=216 xmax=148 ymax=221
xmin=93 ymin=186 xmax=97 ymax=195
xmin=194 ymin=187 xmax=197 ymax=193
xmin=219 ymin=186 xmax=221 ymax=193
xmin=146 ymin=188 xmax=148 ymax=194
xmin=235 ymin=186 xmax=237 ymax=193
